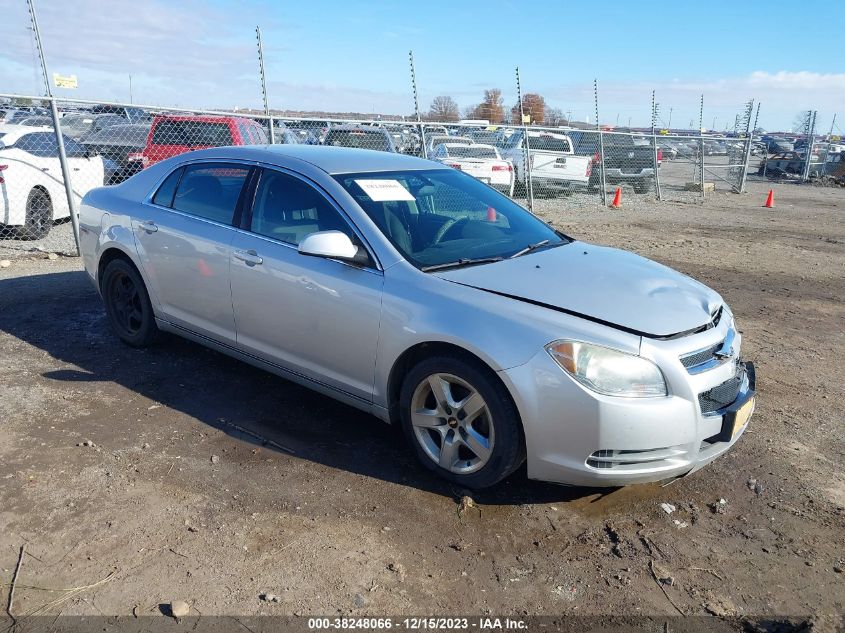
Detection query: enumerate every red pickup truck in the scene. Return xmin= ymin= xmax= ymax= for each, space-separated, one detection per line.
xmin=129 ymin=114 xmax=268 ymax=170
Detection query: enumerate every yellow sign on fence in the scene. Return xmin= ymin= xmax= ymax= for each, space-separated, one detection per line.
xmin=53 ymin=74 xmax=78 ymax=89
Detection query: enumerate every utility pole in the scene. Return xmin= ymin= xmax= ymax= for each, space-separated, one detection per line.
xmin=829 ymin=113 xmax=837 ymax=138
xmin=255 ymin=26 xmax=274 ymax=143
xmin=129 ymin=74 xmax=133 ymax=104
xmin=26 ymin=0 xmax=81 ymax=255
xmin=667 ymin=106 xmax=673 ymax=130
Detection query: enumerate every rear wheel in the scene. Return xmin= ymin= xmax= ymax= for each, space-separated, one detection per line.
xmin=399 ymin=355 xmax=525 ymax=489
xmin=101 ymin=258 xmax=158 ymax=347
xmin=633 ymin=180 xmax=653 ymax=194
xmin=21 ymin=188 xmax=53 ymax=240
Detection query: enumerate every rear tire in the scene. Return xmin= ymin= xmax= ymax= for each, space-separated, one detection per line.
xmin=633 ymin=180 xmax=653 ymax=194
xmin=399 ymin=354 xmax=525 ymax=489
xmin=101 ymin=258 xmax=158 ymax=347
xmin=21 ymin=188 xmax=53 ymax=240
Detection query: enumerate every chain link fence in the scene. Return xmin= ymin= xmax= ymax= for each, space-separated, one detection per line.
xmin=0 ymin=93 xmax=788 ymax=257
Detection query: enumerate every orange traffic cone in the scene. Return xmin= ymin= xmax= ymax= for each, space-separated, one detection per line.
xmin=763 ymin=189 xmax=774 ymax=208
xmin=610 ymin=186 xmax=622 ymax=208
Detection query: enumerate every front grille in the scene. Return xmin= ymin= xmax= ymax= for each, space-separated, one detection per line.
xmin=698 ymin=370 xmax=743 ymax=414
xmin=680 ymin=342 xmax=721 ymax=369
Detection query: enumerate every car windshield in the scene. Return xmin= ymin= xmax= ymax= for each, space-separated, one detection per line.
xmin=447 ymin=146 xmax=498 ymax=159
xmin=334 ymin=168 xmax=567 ymax=269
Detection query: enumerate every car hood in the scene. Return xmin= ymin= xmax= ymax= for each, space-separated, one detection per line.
xmin=433 ymin=242 xmax=724 ymax=338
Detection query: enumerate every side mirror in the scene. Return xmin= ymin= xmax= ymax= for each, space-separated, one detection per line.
xmin=298 ymin=231 xmax=369 ymax=265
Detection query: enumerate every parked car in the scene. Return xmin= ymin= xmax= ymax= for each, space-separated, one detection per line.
xmin=0 ymin=108 xmax=50 ymax=126
xmin=268 ymin=123 xmax=302 ymax=145
xmin=323 ymin=125 xmax=397 ymax=152
xmin=132 ymin=114 xmax=269 ymax=168
xmin=0 ymin=125 xmax=104 ymax=238
xmin=465 ymin=128 xmax=505 ymax=147
xmin=764 ymin=137 xmax=794 ymax=153
xmin=287 ymin=126 xmax=321 ymax=145
xmin=425 ymin=134 xmax=472 ymax=155
xmin=80 ymin=123 xmax=151 ymax=184
xmin=88 ymin=105 xmax=152 ymax=124
xmin=15 ymin=116 xmax=54 ymax=127
xmin=759 ymin=151 xmax=824 ymax=178
xmin=430 ymin=143 xmax=514 ymax=195
xmin=568 ymin=131 xmax=656 ymax=193
xmin=79 ymin=145 xmax=755 ymax=489
xmin=500 ymin=130 xmax=592 ymax=194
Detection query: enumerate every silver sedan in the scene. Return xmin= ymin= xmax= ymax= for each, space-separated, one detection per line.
xmin=79 ymin=145 xmax=756 ymax=489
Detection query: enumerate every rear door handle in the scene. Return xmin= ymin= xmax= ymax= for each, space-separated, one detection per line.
xmin=233 ymin=249 xmax=263 ymax=266
xmin=139 ymin=221 xmax=158 ymax=233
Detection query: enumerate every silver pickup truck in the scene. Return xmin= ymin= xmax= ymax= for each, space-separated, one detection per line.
xmin=500 ymin=130 xmax=592 ymax=195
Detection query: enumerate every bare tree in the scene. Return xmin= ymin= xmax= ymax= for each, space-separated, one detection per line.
xmin=545 ymin=107 xmax=567 ymax=126
xmin=428 ymin=96 xmax=460 ymax=122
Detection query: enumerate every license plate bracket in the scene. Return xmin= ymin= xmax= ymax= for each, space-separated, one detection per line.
xmin=714 ymin=361 xmax=756 ymax=442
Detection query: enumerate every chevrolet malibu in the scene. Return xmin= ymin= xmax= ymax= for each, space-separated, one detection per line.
xmin=79 ymin=145 xmax=756 ymax=489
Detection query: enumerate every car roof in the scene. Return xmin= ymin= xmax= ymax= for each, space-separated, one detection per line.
xmin=0 ymin=124 xmax=53 ymax=143
xmin=446 ymin=143 xmax=497 ymax=150
xmin=152 ymin=114 xmax=256 ymax=124
xmin=172 ymin=144 xmax=446 ymax=175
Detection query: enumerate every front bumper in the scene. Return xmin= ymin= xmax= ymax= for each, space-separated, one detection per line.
xmin=500 ymin=345 xmax=755 ymax=487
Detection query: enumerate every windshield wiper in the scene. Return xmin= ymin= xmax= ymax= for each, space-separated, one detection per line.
xmin=509 ymin=239 xmax=551 ymax=259
xmin=421 ymin=257 xmax=504 ymax=272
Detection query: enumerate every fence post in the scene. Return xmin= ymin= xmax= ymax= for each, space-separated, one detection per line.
xmin=27 ymin=0 xmax=81 ymax=255
xmin=801 ymin=111 xmax=817 ymax=182
xmin=515 ymin=66 xmax=533 ymax=212
xmin=738 ymin=102 xmax=759 ymax=193
xmin=595 ymin=80 xmax=606 ymax=206
xmin=597 ymin=131 xmax=607 ymax=206
xmin=408 ymin=51 xmax=427 ymax=159
xmin=256 ymin=26 xmax=274 ymax=144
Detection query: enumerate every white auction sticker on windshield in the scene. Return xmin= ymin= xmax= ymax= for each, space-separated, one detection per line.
xmin=355 ymin=179 xmax=415 ymax=202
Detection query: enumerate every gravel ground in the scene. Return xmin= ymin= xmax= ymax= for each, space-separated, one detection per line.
xmin=0 ymin=178 xmax=843 ymax=628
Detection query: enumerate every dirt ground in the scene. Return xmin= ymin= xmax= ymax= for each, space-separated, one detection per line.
xmin=0 ymin=179 xmax=843 ymax=627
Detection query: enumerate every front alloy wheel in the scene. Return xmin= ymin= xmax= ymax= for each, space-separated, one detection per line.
xmin=410 ymin=373 xmax=494 ymax=475
xmin=399 ymin=355 xmax=525 ymax=488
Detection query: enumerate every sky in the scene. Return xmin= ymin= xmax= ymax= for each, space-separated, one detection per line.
xmin=1 ymin=0 xmax=844 ymax=132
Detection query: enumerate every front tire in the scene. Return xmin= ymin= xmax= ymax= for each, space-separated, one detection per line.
xmin=399 ymin=355 xmax=525 ymax=489
xmin=101 ymin=258 xmax=158 ymax=347
xmin=21 ymin=188 xmax=53 ymax=240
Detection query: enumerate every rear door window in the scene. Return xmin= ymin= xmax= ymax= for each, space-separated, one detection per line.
xmin=171 ymin=163 xmax=251 ymax=224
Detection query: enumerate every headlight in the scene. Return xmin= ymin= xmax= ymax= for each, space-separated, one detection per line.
xmin=546 ymin=341 xmax=667 ymax=398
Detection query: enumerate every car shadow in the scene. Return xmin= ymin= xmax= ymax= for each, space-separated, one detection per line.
xmin=0 ymin=269 xmax=611 ymax=505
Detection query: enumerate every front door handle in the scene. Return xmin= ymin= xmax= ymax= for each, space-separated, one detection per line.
xmin=139 ymin=221 xmax=158 ymax=233
xmin=233 ymin=249 xmax=263 ymax=266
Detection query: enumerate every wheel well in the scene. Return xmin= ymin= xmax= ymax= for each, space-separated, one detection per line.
xmin=386 ymin=342 xmax=520 ymax=428
xmin=97 ymin=248 xmax=140 ymax=292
